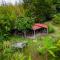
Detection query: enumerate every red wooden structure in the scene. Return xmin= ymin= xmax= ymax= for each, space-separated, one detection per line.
xmin=32 ymin=23 xmax=48 ymax=38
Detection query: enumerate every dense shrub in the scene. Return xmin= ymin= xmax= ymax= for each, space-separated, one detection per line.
xmin=48 ymin=24 xmax=55 ymax=33
xmin=37 ymin=36 xmax=57 ymax=60
xmin=15 ymin=17 xmax=35 ymax=31
xmin=52 ymin=13 xmax=60 ymax=25
xmin=0 ymin=6 xmax=17 ymax=39
xmin=15 ymin=17 xmax=35 ymax=37
xmin=0 ymin=5 xmax=35 ymax=38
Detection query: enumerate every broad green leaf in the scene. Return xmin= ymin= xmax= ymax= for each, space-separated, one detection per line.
xmin=48 ymin=50 xmax=56 ymax=57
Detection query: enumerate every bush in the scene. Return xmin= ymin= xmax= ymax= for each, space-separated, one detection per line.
xmin=0 ymin=6 xmax=17 ymax=39
xmin=52 ymin=13 xmax=60 ymax=25
xmin=48 ymin=24 xmax=55 ymax=33
xmin=15 ymin=17 xmax=35 ymax=30
xmin=37 ymin=36 xmax=57 ymax=60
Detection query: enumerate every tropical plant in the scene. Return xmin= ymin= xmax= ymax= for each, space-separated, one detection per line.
xmin=37 ymin=36 xmax=57 ymax=60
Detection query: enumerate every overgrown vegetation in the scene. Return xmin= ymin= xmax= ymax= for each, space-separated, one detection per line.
xmin=0 ymin=0 xmax=60 ymax=60
xmin=52 ymin=13 xmax=60 ymax=25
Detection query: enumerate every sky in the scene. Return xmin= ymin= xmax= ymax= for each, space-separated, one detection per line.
xmin=0 ymin=0 xmax=23 ymax=5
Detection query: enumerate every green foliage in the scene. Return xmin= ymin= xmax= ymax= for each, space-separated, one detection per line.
xmin=48 ymin=24 xmax=55 ymax=33
xmin=15 ymin=17 xmax=35 ymax=31
xmin=28 ymin=54 xmax=32 ymax=60
xmin=1 ymin=35 xmax=60 ymax=60
xmin=12 ymin=52 xmax=26 ymax=60
xmin=37 ymin=36 xmax=57 ymax=59
xmin=42 ymin=36 xmax=54 ymax=48
xmin=53 ymin=13 xmax=60 ymax=24
xmin=0 ymin=5 xmax=26 ymax=38
xmin=0 ymin=6 xmax=16 ymax=37
xmin=56 ymin=40 xmax=60 ymax=48
xmin=1 ymin=1 xmax=60 ymax=60
xmin=23 ymin=0 xmax=56 ymax=18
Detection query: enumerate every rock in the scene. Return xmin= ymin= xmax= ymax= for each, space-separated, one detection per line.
xmin=12 ymin=41 xmax=27 ymax=49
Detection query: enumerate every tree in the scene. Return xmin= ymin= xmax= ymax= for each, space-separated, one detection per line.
xmin=0 ymin=3 xmax=29 ymax=38
xmin=23 ymin=0 xmax=57 ymax=21
xmin=15 ymin=17 xmax=35 ymax=37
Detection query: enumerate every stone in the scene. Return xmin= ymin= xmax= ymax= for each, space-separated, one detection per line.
xmin=12 ymin=41 xmax=27 ymax=49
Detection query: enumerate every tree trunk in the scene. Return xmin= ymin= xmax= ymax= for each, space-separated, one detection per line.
xmin=47 ymin=28 xmax=48 ymax=34
xmin=34 ymin=30 xmax=35 ymax=38
xmin=24 ymin=31 xmax=26 ymax=38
